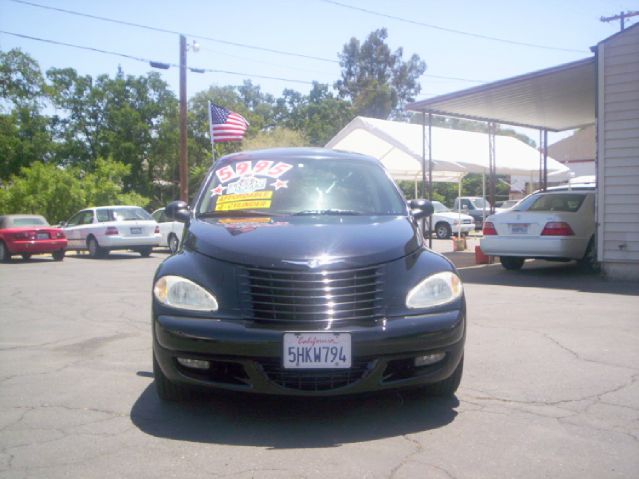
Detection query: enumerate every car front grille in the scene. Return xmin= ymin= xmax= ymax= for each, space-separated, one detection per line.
xmin=258 ymin=358 xmax=372 ymax=391
xmin=239 ymin=265 xmax=384 ymax=324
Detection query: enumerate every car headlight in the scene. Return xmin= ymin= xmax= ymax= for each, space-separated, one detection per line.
xmin=406 ymin=271 xmax=463 ymax=309
xmin=153 ymin=275 xmax=218 ymax=311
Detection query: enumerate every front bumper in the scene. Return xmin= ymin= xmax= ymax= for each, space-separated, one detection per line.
xmin=153 ymin=310 xmax=465 ymax=396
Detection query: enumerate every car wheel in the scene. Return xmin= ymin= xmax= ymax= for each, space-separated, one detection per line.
xmin=52 ymin=250 xmax=65 ymax=261
xmin=168 ymin=233 xmax=179 ymax=255
xmin=423 ymin=356 xmax=463 ymax=397
xmin=21 ymin=253 xmax=32 ymax=260
xmin=500 ymin=256 xmax=525 ymax=270
xmin=138 ymin=246 xmax=153 ymax=257
xmin=0 ymin=241 xmax=10 ymax=262
xmin=153 ymin=354 xmax=194 ymax=402
xmin=87 ymin=237 xmax=105 ymax=259
xmin=435 ymin=222 xmax=452 ymax=240
xmin=578 ymin=237 xmax=600 ymax=273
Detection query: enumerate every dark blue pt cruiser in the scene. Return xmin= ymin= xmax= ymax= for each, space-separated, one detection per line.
xmin=152 ymin=148 xmax=466 ymax=400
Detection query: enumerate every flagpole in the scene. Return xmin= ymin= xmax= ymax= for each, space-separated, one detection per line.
xmin=208 ymin=101 xmax=216 ymax=163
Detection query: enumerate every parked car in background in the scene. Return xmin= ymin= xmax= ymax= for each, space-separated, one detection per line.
xmin=430 ymin=201 xmax=475 ymax=239
xmin=452 ymin=197 xmax=494 ymax=230
xmin=0 ymin=215 xmax=67 ymax=262
xmin=480 ymin=187 xmax=596 ymax=270
xmin=495 ymin=199 xmax=520 ymax=210
xmin=63 ymin=206 xmax=161 ymax=258
xmin=151 ymin=208 xmax=184 ymax=254
xmin=152 ymin=148 xmax=466 ymax=401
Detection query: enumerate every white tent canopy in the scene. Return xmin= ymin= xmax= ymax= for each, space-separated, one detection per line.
xmin=325 ymin=117 xmax=466 ymax=182
xmin=325 ymin=116 xmax=572 ymax=182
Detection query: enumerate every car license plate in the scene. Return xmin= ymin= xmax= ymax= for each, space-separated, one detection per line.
xmin=283 ymin=332 xmax=351 ymax=369
xmin=510 ymin=223 xmax=529 ymax=234
xmin=130 ymin=227 xmax=142 ymax=234
xmin=36 ymin=232 xmax=49 ymax=240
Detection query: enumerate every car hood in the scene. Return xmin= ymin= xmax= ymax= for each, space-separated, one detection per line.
xmin=433 ymin=211 xmax=475 ymax=222
xmin=184 ymin=215 xmax=421 ymax=269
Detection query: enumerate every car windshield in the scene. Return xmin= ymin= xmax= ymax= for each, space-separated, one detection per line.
xmin=197 ymin=157 xmax=406 ymax=216
xmin=432 ymin=201 xmax=451 ymax=213
xmin=10 ymin=217 xmax=49 ymax=227
xmin=470 ymin=198 xmax=489 ymax=208
xmin=514 ymin=193 xmax=586 ymax=212
xmin=111 ymin=207 xmax=153 ymax=221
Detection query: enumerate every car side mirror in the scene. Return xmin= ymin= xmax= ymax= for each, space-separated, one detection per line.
xmin=461 ymin=206 xmax=469 ymax=214
xmin=408 ymin=199 xmax=434 ymax=220
xmin=165 ymin=200 xmax=190 ymax=223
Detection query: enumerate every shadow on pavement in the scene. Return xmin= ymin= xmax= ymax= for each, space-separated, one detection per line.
xmin=459 ymin=260 xmax=638 ymax=295
xmin=130 ymin=384 xmax=459 ymax=448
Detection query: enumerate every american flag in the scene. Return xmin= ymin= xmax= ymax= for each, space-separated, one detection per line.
xmin=209 ymin=103 xmax=249 ymax=143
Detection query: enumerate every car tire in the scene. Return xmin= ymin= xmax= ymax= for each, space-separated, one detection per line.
xmin=0 ymin=241 xmax=10 ymax=262
xmin=578 ymin=237 xmax=600 ymax=273
xmin=435 ymin=222 xmax=452 ymax=240
xmin=138 ymin=246 xmax=153 ymax=257
xmin=500 ymin=256 xmax=525 ymax=270
xmin=52 ymin=250 xmax=65 ymax=261
xmin=21 ymin=253 xmax=32 ymax=261
xmin=168 ymin=233 xmax=179 ymax=255
xmin=87 ymin=236 xmax=105 ymax=259
xmin=423 ymin=356 xmax=463 ymax=397
xmin=153 ymin=354 xmax=194 ymax=402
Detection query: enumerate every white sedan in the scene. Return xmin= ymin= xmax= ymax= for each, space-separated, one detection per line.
xmin=151 ymin=208 xmax=184 ymax=254
xmin=480 ymin=188 xmax=596 ymax=270
xmin=63 ymin=206 xmax=161 ymax=258
xmin=430 ymin=201 xmax=475 ymax=239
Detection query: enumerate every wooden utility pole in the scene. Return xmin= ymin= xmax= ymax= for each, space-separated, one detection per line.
xmin=179 ymin=34 xmax=188 ymax=203
xmin=600 ymin=11 xmax=639 ymax=31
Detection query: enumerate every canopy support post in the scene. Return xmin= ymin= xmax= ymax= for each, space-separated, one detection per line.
xmin=421 ymin=112 xmax=433 ymax=248
xmin=488 ymin=122 xmax=497 ymax=217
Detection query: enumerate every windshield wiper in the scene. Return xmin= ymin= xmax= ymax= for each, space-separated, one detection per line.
xmin=292 ymin=209 xmax=363 ymax=216
xmin=197 ymin=210 xmax=275 ymax=218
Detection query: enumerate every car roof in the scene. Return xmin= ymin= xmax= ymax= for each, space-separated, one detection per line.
xmin=90 ymin=205 xmax=144 ymax=210
xmin=216 ymin=147 xmax=382 ymax=168
xmin=0 ymin=214 xmax=47 ymax=219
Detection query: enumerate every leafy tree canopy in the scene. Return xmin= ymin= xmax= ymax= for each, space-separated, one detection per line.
xmin=335 ymin=28 xmax=426 ymax=119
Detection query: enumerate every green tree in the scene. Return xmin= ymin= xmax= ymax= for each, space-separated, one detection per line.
xmin=0 ymin=49 xmax=54 ymax=179
xmin=243 ymin=127 xmax=307 ymax=150
xmin=276 ymin=83 xmax=353 ymax=146
xmin=0 ymin=159 xmax=149 ymax=224
xmin=46 ymin=67 xmax=178 ymax=199
xmin=335 ymin=29 xmax=426 ymax=119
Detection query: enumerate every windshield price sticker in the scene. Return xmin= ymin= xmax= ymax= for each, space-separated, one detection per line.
xmin=283 ymin=333 xmax=351 ymax=369
xmin=215 ymin=161 xmax=294 ymax=183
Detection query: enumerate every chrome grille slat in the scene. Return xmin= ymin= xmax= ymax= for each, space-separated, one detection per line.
xmin=246 ymin=289 xmax=384 ymax=300
xmin=241 ymin=265 xmax=384 ymax=324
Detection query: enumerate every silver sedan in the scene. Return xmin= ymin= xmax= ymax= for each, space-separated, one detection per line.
xmin=480 ymin=188 xmax=596 ymax=270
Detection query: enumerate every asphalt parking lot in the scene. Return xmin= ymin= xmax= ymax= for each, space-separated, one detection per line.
xmin=1 ymin=246 xmax=638 ymax=479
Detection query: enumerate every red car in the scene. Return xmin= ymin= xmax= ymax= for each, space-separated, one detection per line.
xmin=0 ymin=215 xmax=68 ymax=262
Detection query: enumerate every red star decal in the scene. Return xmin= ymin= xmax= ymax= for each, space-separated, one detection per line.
xmin=272 ymin=179 xmax=288 ymax=190
xmin=211 ymin=185 xmax=226 ymax=196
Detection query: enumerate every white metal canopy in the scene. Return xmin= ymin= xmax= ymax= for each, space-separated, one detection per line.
xmin=325 ymin=116 xmax=572 ymax=181
xmin=325 ymin=116 xmax=466 ymax=182
xmin=407 ymin=58 xmax=596 ymax=132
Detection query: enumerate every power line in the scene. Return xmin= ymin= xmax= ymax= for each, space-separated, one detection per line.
xmin=0 ymin=30 xmax=315 ymax=85
xmin=8 ymin=0 xmax=491 ymax=84
xmin=8 ymin=0 xmax=338 ymax=63
xmin=319 ymin=0 xmax=589 ymax=54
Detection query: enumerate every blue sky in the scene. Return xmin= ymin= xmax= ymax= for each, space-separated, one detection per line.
xmin=1 ymin=0 xmax=636 ymax=108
